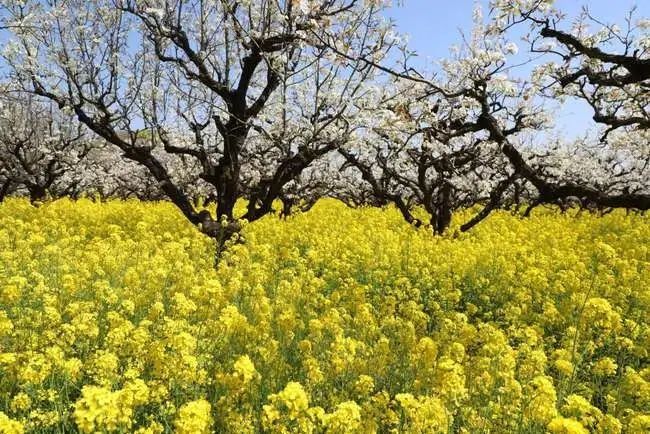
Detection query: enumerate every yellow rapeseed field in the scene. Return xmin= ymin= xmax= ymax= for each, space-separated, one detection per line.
xmin=0 ymin=198 xmax=648 ymax=433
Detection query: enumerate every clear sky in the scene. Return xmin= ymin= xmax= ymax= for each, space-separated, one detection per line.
xmin=382 ymin=0 xmax=650 ymax=140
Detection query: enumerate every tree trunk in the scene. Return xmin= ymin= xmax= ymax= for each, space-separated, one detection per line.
xmin=434 ymin=182 xmax=453 ymax=234
xmin=0 ymin=179 xmax=13 ymax=202
xmin=280 ymin=196 xmax=294 ymax=219
xmin=28 ymin=185 xmax=47 ymax=203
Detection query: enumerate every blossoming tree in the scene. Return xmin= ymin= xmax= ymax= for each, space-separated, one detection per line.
xmin=0 ymin=91 xmax=91 ymax=202
xmin=1 ymin=0 xmax=395 ymax=247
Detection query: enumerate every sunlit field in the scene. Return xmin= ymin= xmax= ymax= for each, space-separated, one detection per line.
xmin=0 ymin=199 xmax=648 ymax=433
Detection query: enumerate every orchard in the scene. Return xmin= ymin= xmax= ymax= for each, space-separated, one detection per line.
xmin=0 ymin=1 xmax=648 ymax=433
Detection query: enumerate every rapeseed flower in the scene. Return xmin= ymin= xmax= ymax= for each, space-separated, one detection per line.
xmin=0 ymin=198 xmax=647 ymax=432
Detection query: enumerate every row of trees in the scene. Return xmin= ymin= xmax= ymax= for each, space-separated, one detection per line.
xmin=0 ymin=0 xmax=648 ymax=246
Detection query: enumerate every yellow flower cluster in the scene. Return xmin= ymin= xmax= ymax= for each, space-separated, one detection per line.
xmin=174 ymin=400 xmax=212 ymax=434
xmin=0 ymin=198 xmax=648 ymax=433
xmin=73 ymin=379 xmax=149 ymax=433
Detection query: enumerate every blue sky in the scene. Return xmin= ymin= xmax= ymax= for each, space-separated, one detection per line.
xmin=382 ymin=0 xmax=649 ymax=140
